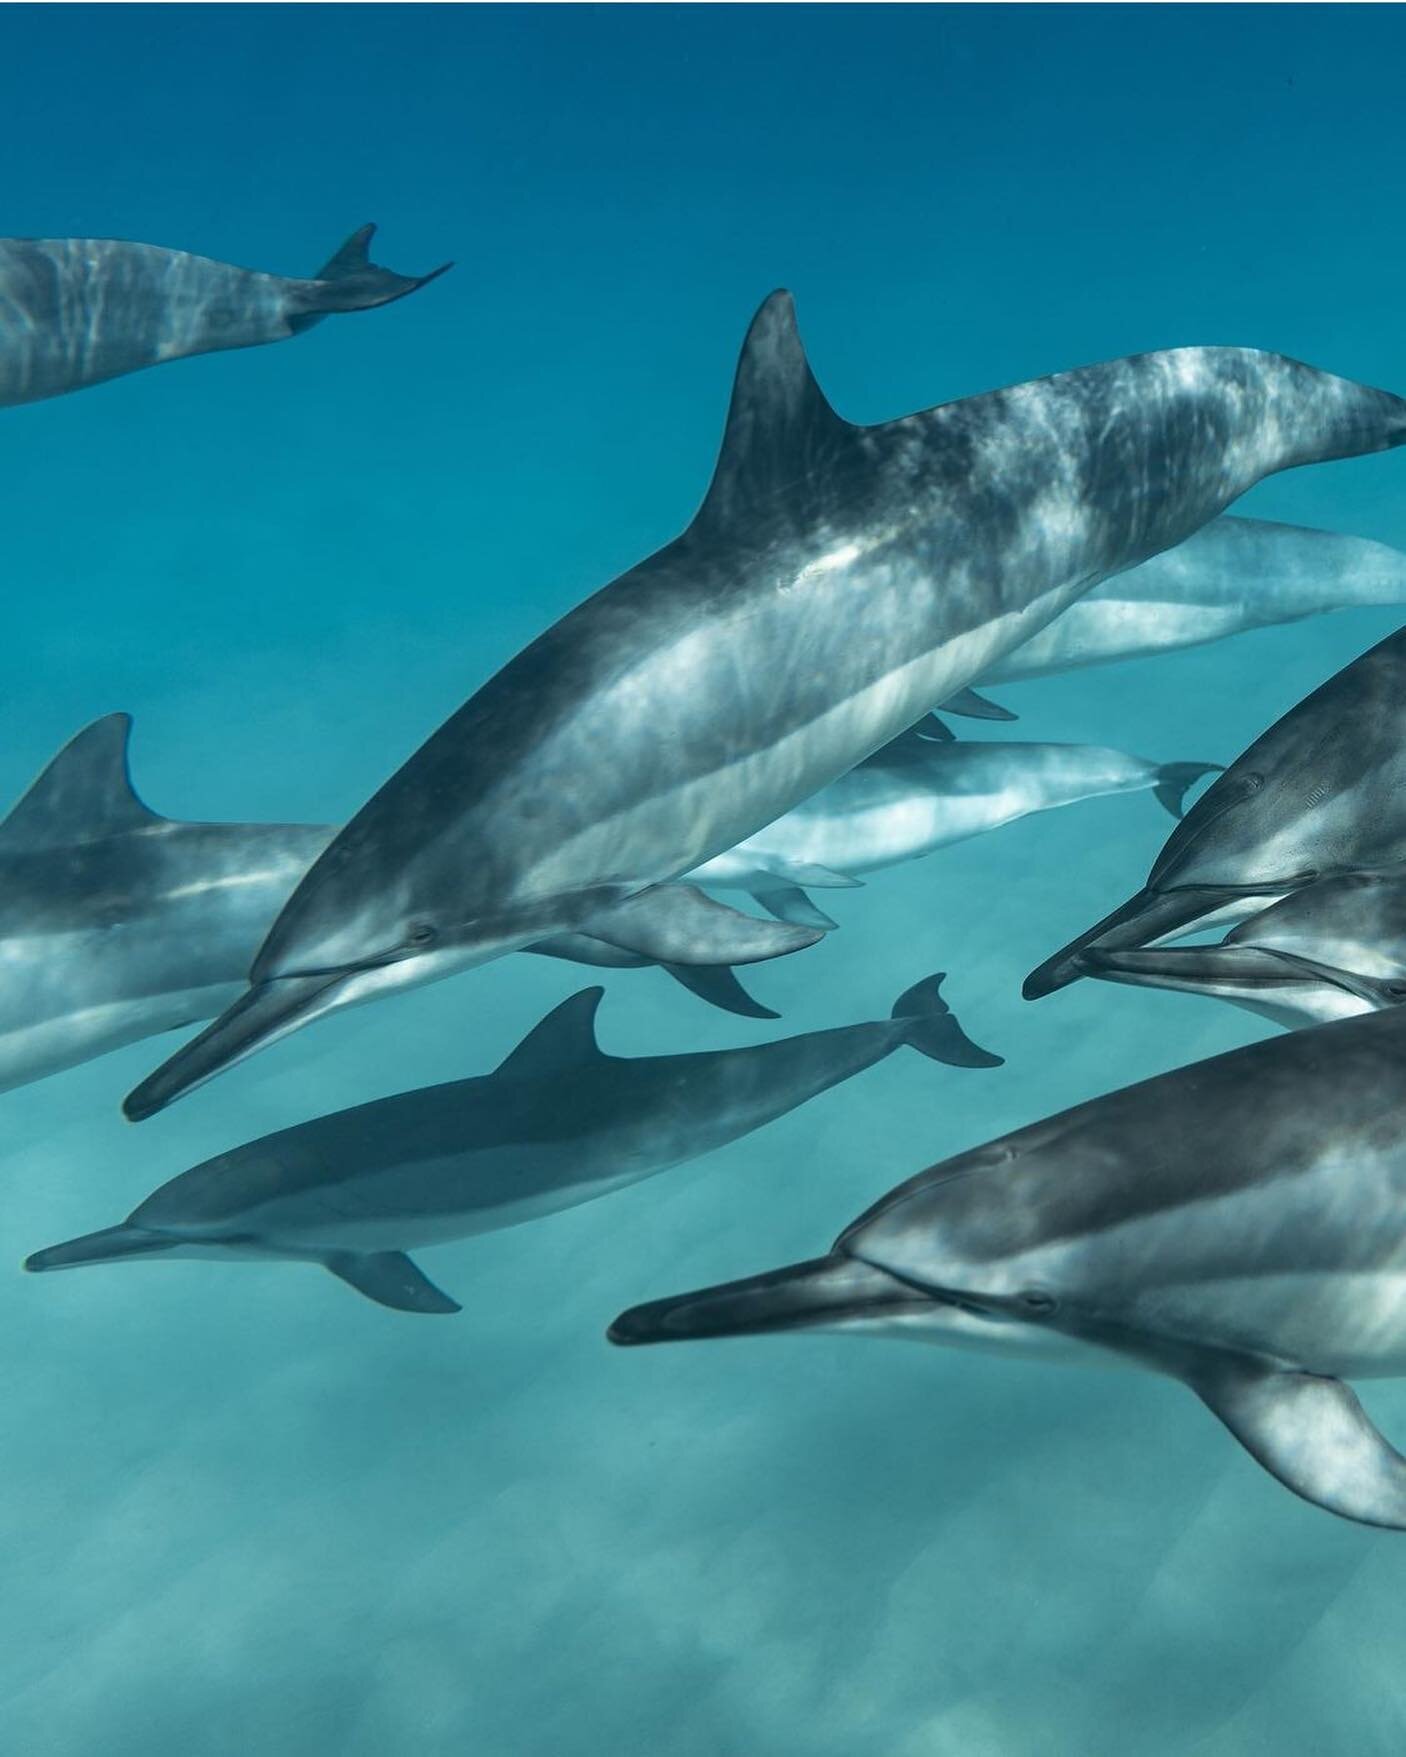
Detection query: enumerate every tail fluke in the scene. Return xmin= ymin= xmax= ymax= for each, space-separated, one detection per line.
xmin=608 ymin=1253 xmax=926 ymax=1346
xmin=891 ymin=972 xmax=1003 ymax=1068
xmin=1152 ymin=761 xmax=1224 ymax=820
xmin=293 ymin=223 xmax=452 ymax=324
xmin=26 ymin=1223 xmax=172 ymax=1273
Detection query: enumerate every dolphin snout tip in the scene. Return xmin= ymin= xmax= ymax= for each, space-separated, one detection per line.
xmin=1021 ymin=958 xmax=1084 ymax=1000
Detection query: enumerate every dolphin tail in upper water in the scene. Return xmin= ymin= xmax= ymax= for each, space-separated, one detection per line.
xmin=291 ymin=223 xmax=452 ymax=325
xmin=891 ymin=972 xmax=1003 ymax=1068
xmin=609 ymin=1253 xmax=927 ymax=1345
xmin=26 ymin=1224 xmax=174 ymax=1272
xmin=1023 ymin=884 xmax=1244 ymax=1000
xmin=1152 ymin=761 xmax=1224 ymax=820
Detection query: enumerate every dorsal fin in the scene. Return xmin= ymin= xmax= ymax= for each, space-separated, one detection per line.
xmin=496 ymin=988 xmax=607 ymax=1078
xmin=694 ymin=290 xmax=855 ymax=534
xmin=0 ymin=714 xmax=164 ymax=851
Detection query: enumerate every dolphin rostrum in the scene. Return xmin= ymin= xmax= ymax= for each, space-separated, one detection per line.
xmin=687 ymin=727 xmax=1220 ymax=929
xmin=983 ymin=515 xmax=1406 ymax=685
xmin=610 ymin=1007 xmax=1406 ymax=1530
xmin=125 ymin=293 xmax=1406 ymax=1119
xmin=0 ymin=224 xmax=450 ymax=408
xmin=31 ymin=975 xmax=999 ymax=1312
xmin=1085 ymin=870 xmax=1406 ymax=1029
xmin=1025 ymin=622 xmax=1406 ymax=998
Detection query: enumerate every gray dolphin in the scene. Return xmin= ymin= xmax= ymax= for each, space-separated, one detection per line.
xmin=1025 ymin=622 xmax=1406 ymax=998
xmin=1085 ymin=870 xmax=1406 ymax=1029
xmin=610 ymin=1006 xmax=1406 ymax=1530
xmin=31 ymin=975 xmax=999 ymax=1312
xmin=984 ymin=515 xmax=1406 ymax=684
xmin=0 ymin=224 xmax=450 ymax=408
xmin=686 ymin=728 xmax=1219 ymax=929
xmin=124 ymin=293 xmax=1406 ymax=1120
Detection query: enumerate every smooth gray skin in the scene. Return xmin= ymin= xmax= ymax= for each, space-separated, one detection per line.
xmin=30 ymin=976 xmax=999 ymax=1313
xmin=1085 ymin=871 xmax=1406 ymax=1029
xmin=1026 ymin=622 xmax=1406 ymax=998
xmin=0 ymin=223 xmax=450 ymax=408
xmin=983 ymin=515 xmax=1406 ymax=684
xmin=686 ymin=726 xmax=1218 ymax=928
xmin=610 ymin=1006 xmax=1406 ymax=1530
xmin=124 ymin=291 xmax=1406 ymax=1120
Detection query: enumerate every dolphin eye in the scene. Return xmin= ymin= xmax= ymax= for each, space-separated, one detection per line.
xmin=1385 ymin=981 xmax=1406 ymax=1002
xmin=1018 ymin=1288 xmax=1058 ymax=1316
xmin=406 ymin=920 xmax=439 ymax=947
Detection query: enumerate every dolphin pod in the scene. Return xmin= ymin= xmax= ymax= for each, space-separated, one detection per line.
xmin=1025 ymin=622 xmax=1406 ymax=998
xmin=122 ymin=298 xmax=1406 ymax=1118
xmin=686 ymin=724 xmax=1220 ymax=928
xmin=610 ymin=1007 xmax=1406 ymax=1531
xmin=28 ymin=975 xmax=998 ymax=1311
xmin=0 ymin=225 xmax=451 ymax=408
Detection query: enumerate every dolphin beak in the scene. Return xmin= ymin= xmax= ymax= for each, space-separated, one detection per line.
xmin=1023 ymin=886 xmax=1246 ymax=1000
xmin=1079 ymin=942 xmax=1301 ymax=996
xmin=608 ymin=1253 xmax=934 ymax=1346
xmin=25 ymin=1223 xmax=174 ymax=1272
xmin=123 ymin=971 xmax=353 ymax=1121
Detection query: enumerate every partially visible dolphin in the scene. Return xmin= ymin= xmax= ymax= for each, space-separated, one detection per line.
xmin=0 ymin=223 xmax=450 ymax=408
xmin=983 ymin=516 xmax=1406 ymax=684
xmin=125 ymin=292 xmax=1406 ymax=1119
xmin=687 ymin=727 xmax=1220 ymax=929
xmin=30 ymin=975 xmax=999 ymax=1312
xmin=1025 ymin=623 xmax=1406 ymax=998
xmin=610 ymin=1007 xmax=1406 ymax=1530
xmin=1085 ymin=871 xmax=1406 ymax=1029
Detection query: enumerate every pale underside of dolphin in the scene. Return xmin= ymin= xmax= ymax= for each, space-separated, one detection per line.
xmin=31 ymin=975 xmax=999 ymax=1312
xmin=0 ymin=223 xmax=451 ymax=409
xmin=1085 ymin=870 xmax=1406 ymax=1029
xmin=1026 ymin=621 xmax=1406 ymax=998
xmin=125 ymin=289 xmax=1406 ymax=1120
xmin=685 ymin=726 xmax=1220 ymax=929
xmin=982 ymin=514 xmax=1406 ymax=685
xmin=610 ymin=1006 xmax=1406 ymax=1530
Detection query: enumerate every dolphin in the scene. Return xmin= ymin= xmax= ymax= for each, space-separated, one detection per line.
xmin=124 ymin=293 xmax=1406 ymax=1119
xmin=686 ymin=728 xmax=1220 ymax=929
xmin=31 ymin=974 xmax=999 ymax=1312
xmin=1084 ymin=871 xmax=1406 ymax=1029
xmin=0 ymin=223 xmax=450 ymax=408
xmin=1025 ymin=622 xmax=1406 ymax=998
xmin=610 ymin=1005 xmax=1406 ymax=1530
xmin=983 ymin=515 xmax=1406 ymax=685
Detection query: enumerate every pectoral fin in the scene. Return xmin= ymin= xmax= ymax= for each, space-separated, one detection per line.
xmin=324 ymin=1251 xmax=461 ymax=1315
xmin=751 ymin=883 xmax=838 ymax=931
xmin=661 ymin=963 xmax=778 ymax=1020
xmin=582 ymin=885 xmax=823 ymax=966
xmin=1191 ymin=1355 xmax=1406 ymax=1529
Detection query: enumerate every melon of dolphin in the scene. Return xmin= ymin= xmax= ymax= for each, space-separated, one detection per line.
xmin=610 ymin=1006 xmax=1406 ymax=1531
xmin=125 ymin=293 xmax=1406 ymax=1119
xmin=0 ymin=224 xmax=451 ymax=409
xmin=1026 ymin=622 xmax=1406 ymax=997
xmin=32 ymin=975 xmax=998 ymax=1313
xmin=983 ymin=515 xmax=1406 ymax=685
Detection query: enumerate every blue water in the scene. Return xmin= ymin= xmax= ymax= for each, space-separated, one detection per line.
xmin=4 ymin=5 xmax=1406 ymax=1752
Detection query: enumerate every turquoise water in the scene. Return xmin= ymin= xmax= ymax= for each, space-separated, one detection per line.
xmin=5 ymin=5 xmax=1406 ymax=1752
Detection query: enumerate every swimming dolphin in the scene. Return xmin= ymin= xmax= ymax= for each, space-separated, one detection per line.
xmin=983 ymin=516 xmax=1406 ymax=685
xmin=0 ymin=717 xmax=815 ymax=1095
xmin=31 ymin=975 xmax=999 ymax=1312
xmin=1085 ymin=870 xmax=1406 ymax=1029
xmin=610 ymin=1006 xmax=1406 ymax=1530
xmin=0 ymin=224 xmax=450 ymax=408
xmin=686 ymin=728 xmax=1220 ymax=929
xmin=1025 ymin=622 xmax=1406 ymax=998
xmin=124 ymin=293 xmax=1406 ymax=1119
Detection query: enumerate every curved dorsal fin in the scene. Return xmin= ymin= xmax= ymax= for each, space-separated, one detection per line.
xmin=694 ymin=290 xmax=854 ymax=535
xmin=0 ymin=714 xmax=164 ymax=851
xmin=496 ymin=987 xmax=607 ymax=1078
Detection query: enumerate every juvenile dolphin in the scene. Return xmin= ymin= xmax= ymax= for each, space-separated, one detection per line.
xmin=984 ymin=516 xmax=1406 ymax=685
xmin=125 ymin=294 xmax=1406 ymax=1119
xmin=687 ymin=728 xmax=1219 ymax=929
xmin=611 ymin=1007 xmax=1406 ymax=1530
xmin=32 ymin=975 xmax=999 ymax=1312
xmin=1085 ymin=871 xmax=1406 ymax=1029
xmin=0 ymin=224 xmax=450 ymax=408
xmin=1025 ymin=623 xmax=1406 ymax=997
